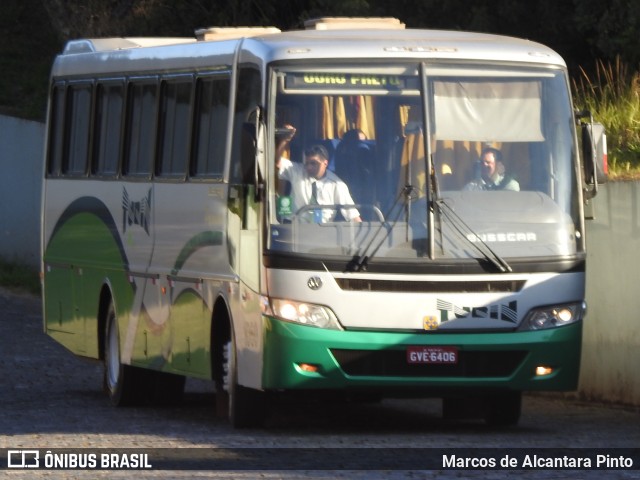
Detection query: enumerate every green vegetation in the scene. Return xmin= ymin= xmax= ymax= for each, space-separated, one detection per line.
xmin=573 ymin=59 xmax=640 ymax=179
xmin=0 ymin=259 xmax=41 ymax=296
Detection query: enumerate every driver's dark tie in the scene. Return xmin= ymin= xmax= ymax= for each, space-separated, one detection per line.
xmin=310 ymin=182 xmax=321 ymax=222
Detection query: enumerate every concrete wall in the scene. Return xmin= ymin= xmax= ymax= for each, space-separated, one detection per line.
xmin=0 ymin=115 xmax=44 ymax=267
xmin=0 ymin=113 xmax=638 ymax=406
xmin=580 ymin=181 xmax=640 ymax=406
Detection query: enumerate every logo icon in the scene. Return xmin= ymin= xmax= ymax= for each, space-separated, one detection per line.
xmin=307 ymin=276 xmax=323 ymax=290
xmin=122 ymin=187 xmax=152 ymax=235
xmin=423 ymin=315 xmax=439 ymax=330
xmin=7 ymin=450 xmax=40 ymax=469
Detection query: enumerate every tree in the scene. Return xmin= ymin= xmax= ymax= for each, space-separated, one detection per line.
xmin=0 ymin=0 xmax=61 ymax=119
xmin=3 ymin=0 xmax=640 ymax=119
xmin=574 ymin=0 xmax=640 ymax=70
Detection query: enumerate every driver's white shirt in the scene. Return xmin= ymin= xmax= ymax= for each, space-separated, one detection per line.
xmin=278 ymin=158 xmax=360 ymax=222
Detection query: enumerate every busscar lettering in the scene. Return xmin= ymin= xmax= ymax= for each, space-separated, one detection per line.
xmin=467 ymin=232 xmax=537 ymax=243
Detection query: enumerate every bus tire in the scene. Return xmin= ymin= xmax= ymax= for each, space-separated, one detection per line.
xmin=484 ymin=391 xmax=522 ymax=427
xmin=103 ymin=302 xmax=149 ymax=406
xmin=222 ymin=338 xmax=265 ymax=428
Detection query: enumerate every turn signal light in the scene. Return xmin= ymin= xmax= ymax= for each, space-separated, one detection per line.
xmin=297 ymin=363 xmax=319 ymax=373
xmin=535 ymin=365 xmax=554 ymax=376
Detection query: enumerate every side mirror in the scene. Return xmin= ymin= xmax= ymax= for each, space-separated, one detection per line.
xmin=577 ymin=110 xmax=608 ymax=199
xmin=255 ymin=114 xmax=266 ymax=188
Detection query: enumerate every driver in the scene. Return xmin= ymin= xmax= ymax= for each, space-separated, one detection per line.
xmin=464 ymin=147 xmax=520 ymax=191
xmin=276 ymin=127 xmax=361 ymax=223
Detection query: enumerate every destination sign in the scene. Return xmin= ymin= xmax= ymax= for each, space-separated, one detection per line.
xmin=284 ymin=73 xmax=419 ymax=91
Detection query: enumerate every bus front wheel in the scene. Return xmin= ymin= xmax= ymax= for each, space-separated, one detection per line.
xmin=103 ymin=302 xmax=148 ymax=406
xmin=222 ymin=338 xmax=265 ymax=428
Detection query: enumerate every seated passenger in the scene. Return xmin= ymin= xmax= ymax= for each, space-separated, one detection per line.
xmin=334 ymin=128 xmax=374 ymax=209
xmin=464 ymin=148 xmax=520 ymax=191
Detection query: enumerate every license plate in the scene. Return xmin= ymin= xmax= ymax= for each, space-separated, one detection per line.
xmin=407 ymin=346 xmax=458 ymax=365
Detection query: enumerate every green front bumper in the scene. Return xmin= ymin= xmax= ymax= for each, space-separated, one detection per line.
xmin=262 ymin=316 xmax=582 ymax=393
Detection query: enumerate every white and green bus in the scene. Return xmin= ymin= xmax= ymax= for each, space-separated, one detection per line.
xmin=42 ymin=17 xmax=607 ymax=427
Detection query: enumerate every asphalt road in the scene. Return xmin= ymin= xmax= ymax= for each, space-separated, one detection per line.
xmin=1 ymin=287 xmax=639 ymax=479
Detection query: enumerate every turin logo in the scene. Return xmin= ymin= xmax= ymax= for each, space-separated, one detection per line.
xmin=436 ymin=299 xmax=518 ymax=324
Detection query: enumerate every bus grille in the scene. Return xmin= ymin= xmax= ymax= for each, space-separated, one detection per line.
xmin=330 ymin=349 xmax=527 ymax=377
xmin=334 ymin=279 xmax=525 ymax=293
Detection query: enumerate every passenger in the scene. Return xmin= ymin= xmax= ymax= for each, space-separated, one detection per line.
xmin=464 ymin=147 xmax=520 ymax=191
xmin=338 ymin=128 xmax=367 ymax=144
xmin=276 ymin=126 xmax=361 ymax=223
xmin=334 ymin=128 xmax=373 ymax=207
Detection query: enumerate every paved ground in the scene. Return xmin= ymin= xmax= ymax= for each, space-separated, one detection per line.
xmin=1 ymin=287 xmax=639 ymax=479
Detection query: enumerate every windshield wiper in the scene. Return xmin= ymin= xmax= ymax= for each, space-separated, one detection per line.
xmin=346 ymin=185 xmax=417 ymax=272
xmin=434 ymin=198 xmax=513 ymax=273
xmin=347 ymin=162 xmax=512 ymax=274
xmin=427 ymin=151 xmax=511 ymax=273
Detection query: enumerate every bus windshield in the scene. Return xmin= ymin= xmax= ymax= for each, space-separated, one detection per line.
xmin=268 ymin=63 xmax=580 ymax=268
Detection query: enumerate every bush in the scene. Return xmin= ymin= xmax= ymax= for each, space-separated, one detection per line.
xmin=0 ymin=259 xmax=40 ymax=295
xmin=572 ymin=58 xmax=640 ymax=178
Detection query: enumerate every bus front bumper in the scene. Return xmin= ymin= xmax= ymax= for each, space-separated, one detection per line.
xmin=262 ymin=316 xmax=581 ymax=394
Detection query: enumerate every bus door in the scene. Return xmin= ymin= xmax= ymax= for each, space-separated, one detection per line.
xmin=225 ymin=66 xmax=264 ymax=389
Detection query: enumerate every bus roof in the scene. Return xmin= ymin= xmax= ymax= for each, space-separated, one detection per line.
xmin=53 ymin=18 xmax=566 ymax=77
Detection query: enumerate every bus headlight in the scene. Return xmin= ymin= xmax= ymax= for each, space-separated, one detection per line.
xmin=265 ymin=297 xmax=343 ymax=330
xmin=521 ymin=301 xmax=586 ymax=331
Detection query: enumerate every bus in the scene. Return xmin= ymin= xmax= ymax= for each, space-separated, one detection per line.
xmin=41 ymin=17 xmax=607 ymax=427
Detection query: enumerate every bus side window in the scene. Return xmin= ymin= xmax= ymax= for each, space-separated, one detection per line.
xmin=191 ymin=74 xmax=230 ymax=178
xmin=63 ymin=82 xmax=93 ymax=176
xmin=47 ymin=83 xmax=66 ymax=177
xmin=230 ymin=67 xmax=261 ymax=184
xmin=93 ymin=81 xmax=124 ymax=177
xmin=157 ymin=77 xmax=193 ymax=178
xmin=124 ymin=79 xmax=158 ymax=177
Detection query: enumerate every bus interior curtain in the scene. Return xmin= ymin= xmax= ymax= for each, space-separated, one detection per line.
xmin=399 ymin=127 xmax=427 ymax=196
xmin=321 ymin=96 xmax=376 ymax=140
